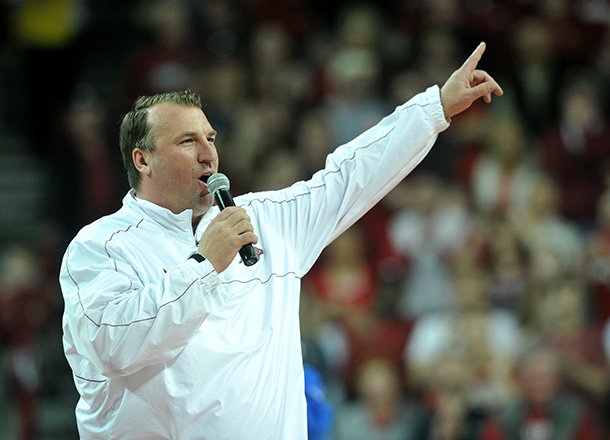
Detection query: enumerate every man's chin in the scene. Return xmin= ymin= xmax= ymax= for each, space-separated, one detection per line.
xmin=195 ymin=194 xmax=214 ymax=214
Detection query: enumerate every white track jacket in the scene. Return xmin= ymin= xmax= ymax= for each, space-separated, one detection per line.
xmin=59 ymin=86 xmax=449 ymax=439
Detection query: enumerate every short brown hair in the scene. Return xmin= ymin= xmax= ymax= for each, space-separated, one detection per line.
xmin=119 ymin=90 xmax=202 ymax=188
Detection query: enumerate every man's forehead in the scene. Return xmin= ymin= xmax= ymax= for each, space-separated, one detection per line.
xmin=148 ymin=102 xmax=204 ymax=120
xmin=148 ymin=103 xmax=213 ymax=132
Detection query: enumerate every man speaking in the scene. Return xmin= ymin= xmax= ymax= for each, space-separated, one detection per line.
xmin=59 ymin=42 xmax=502 ymax=439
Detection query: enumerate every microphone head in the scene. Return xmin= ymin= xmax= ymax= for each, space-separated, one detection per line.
xmin=207 ymin=172 xmax=230 ymax=195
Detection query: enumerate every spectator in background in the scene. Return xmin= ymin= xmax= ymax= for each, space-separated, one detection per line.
xmin=229 ymin=94 xmax=297 ymax=186
xmin=48 ymin=84 xmax=124 ymax=247
xmin=248 ymin=22 xmax=313 ymax=106
xmin=469 ymin=111 xmax=540 ymax=219
xmin=189 ymin=0 xmax=249 ymax=60
xmin=123 ymin=0 xmax=205 ymax=107
xmin=538 ymin=69 xmax=610 ymax=225
xmin=393 ymin=0 xmax=466 ymax=41
xmin=0 ymin=244 xmax=54 ymax=439
xmin=485 ymin=219 xmax=530 ymax=315
xmin=539 ymin=0 xmax=608 ymax=66
xmin=405 ymin=261 xmax=522 ymax=413
xmin=334 ymin=357 xmax=422 ymax=440
xmin=307 ymin=224 xmax=378 ymax=315
xmin=300 ymin=279 xmax=351 ymax=409
xmin=222 ymin=22 xmax=313 ymax=190
xmin=511 ymin=173 xmax=585 ymax=280
xmin=294 ymin=109 xmax=333 ymax=178
xmin=591 ymin=27 xmax=610 ymax=111
xmin=513 ymin=173 xmax=586 ymax=326
xmin=301 ymin=218 xmax=403 ymax=408
xmin=504 ymin=16 xmax=561 ymax=137
xmin=418 ymin=26 xmax=464 ymax=94
xmin=305 ymin=224 xmax=412 ymax=391
xmin=499 ymin=342 xmax=601 ymax=440
xmin=334 ymin=4 xmax=383 ymax=52
xmin=585 ymin=188 xmax=610 ymax=325
xmin=187 ymin=59 xmax=250 ymax=192
xmin=387 ymin=173 xmax=472 ymax=319
xmin=317 ymin=5 xmax=388 ymax=146
xmin=414 ymin=354 xmax=503 ymax=440
xmin=530 ymin=277 xmax=609 ymax=415
xmin=320 ymin=45 xmax=388 ymax=147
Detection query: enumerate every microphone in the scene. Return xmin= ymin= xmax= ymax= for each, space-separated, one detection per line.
xmin=207 ymin=173 xmax=260 ymax=266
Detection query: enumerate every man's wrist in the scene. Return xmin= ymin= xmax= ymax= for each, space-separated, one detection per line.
xmin=439 ymin=86 xmax=452 ymax=123
xmin=189 ymin=252 xmax=206 ymax=263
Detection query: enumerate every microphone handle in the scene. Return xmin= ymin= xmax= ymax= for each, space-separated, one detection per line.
xmin=214 ymin=189 xmax=259 ymax=266
xmin=238 ymin=243 xmax=259 ymax=267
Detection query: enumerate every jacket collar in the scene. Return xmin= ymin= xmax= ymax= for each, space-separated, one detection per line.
xmin=124 ymin=189 xmax=194 ymax=234
xmin=194 ymin=204 xmax=220 ymax=242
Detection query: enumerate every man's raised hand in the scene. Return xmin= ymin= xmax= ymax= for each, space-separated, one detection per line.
xmin=440 ymin=42 xmax=504 ymax=120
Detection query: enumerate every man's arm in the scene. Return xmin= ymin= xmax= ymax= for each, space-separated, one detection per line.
xmin=61 ymin=237 xmax=219 ymax=378
xmin=247 ymin=43 xmax=503 ymax=275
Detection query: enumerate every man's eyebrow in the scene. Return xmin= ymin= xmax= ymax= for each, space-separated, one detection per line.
xmin=174 ymin=130 xmax=217 ymax=141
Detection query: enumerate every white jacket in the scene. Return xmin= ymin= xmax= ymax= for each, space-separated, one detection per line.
xmin=60 ymin=86 xmax=448 ymax=439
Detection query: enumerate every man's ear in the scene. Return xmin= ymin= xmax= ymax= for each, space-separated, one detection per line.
xmin=133 ymin=148 xmax=151 ymax=178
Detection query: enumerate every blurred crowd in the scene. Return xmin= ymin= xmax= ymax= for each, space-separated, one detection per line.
xmin=1 ymin=0 xmax=610 ymax=439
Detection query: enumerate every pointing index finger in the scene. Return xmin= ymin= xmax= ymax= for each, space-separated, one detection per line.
xmin=461 ymin=42 xmax=486 ymax=73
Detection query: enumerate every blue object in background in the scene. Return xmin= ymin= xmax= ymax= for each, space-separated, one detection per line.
xmin=304 ymin=364 xmax=334 ymax=440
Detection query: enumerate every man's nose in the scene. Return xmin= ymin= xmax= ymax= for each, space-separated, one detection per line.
xmin=198 ymin=140 xmax=216 ymax=162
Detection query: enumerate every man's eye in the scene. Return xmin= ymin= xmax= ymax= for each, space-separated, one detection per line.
xmin=181 ymin=138 xmax=194 ymax=144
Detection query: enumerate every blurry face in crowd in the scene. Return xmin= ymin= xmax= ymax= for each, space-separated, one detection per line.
xmin=453 ymin=266 xmax=488 ymax=310
xmin=356 ymin=358 xmax=402 ymax=424
xmin=539 ymin=281 xmax=585 ymax=331
xmin=134 ymin=103 xmax=219 ymax=221
xmin=517 ymin=350 xmax=560 ymax=407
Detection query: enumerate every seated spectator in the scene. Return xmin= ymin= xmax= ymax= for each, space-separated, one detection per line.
xmin=538 ymin=69 xmax=610 ymax=225
xmin=306 ymin=223 xmax=412 ymax=392
xmin=414 ymin=354 xmax=503 ymax=440
xmin=307 ymin=223 xmax=378 ymax=314
xmin=585 ymin=188 xmax=610 ymax=325
xmin=502 ymin=16 xmax=561 ymax=137
xmin=470 ymin=112 xmax=540 ymax=219
xmin=124 ymin=0 xmax=204 ymax=104
xmin=499 ymin=342 xmax=601 ymax=440
xmin=510 ymin=173 xmax=585 ymax=278
xmin=485 ymin=219 xmax=530 ymax=315
xmin=387 ymin=173 xmax=472 ymax=319
xmin=49 ymin=84 xmax=124 ymax=246
xmin=531 ymin=276 xmax=609 ymax=411
xmin=0 ymin=244 xmax=55 ymax=439
xmin=405 ymin=261 xmax=523 ymax=413
xmin=319 ymin=45 xmax=388 ymax=147
xmin=333 ymin=357 xmax=423 ymax=440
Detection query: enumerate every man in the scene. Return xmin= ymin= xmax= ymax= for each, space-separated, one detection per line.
xmin=60 ymin=42 xmax=502 ymax=439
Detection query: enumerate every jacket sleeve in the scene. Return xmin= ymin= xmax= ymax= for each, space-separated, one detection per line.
xmin=60 ymin=235 xmax=220 ymax=378
xmin=248 ymin=86 xmax=449 ymax=276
